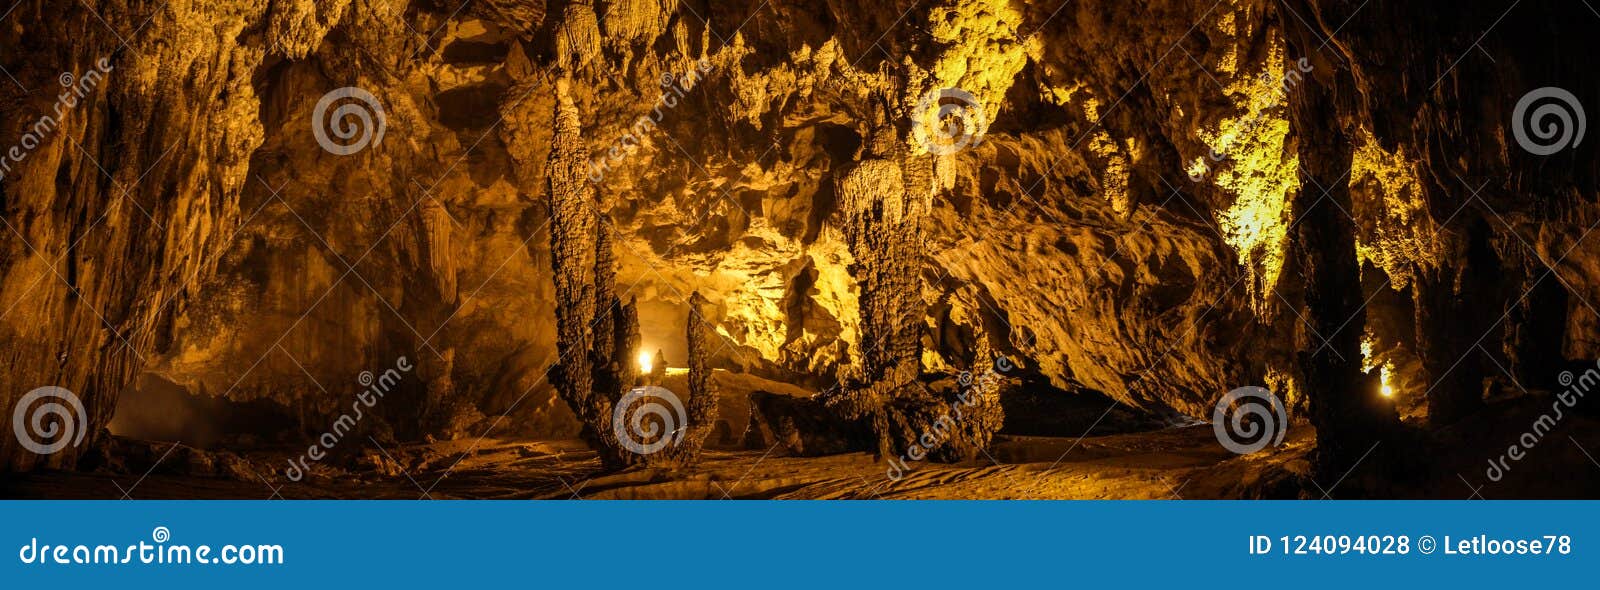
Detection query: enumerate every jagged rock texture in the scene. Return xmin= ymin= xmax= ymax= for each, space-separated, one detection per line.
xmin=545 ymin=76 xmax=643 ymax=469
xmin=740 ymin=118 xmax=1007 ymax=463
xmin=634 ymin=290 xmax=719 ymax=466
xmin=1 ymin=0 xmax=1596 ymax=477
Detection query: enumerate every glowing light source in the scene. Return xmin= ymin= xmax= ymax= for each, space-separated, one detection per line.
xmin=1362 ymin=336 xmax=1397 ymax=398
xmin=638 ymin=351 xmax=653 ymax=374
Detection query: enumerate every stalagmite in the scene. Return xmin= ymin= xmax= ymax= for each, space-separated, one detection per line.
xmin=820 ymin=124 xmax=928 ymax=456
xmin=546 ymin=77 xmax=636 ymax=469
xmin=747 ymin=117 xmax=1004 ymax=463
xmin=642 ymin=292 xmax=720 ymax=466
xmin=1413 ymin=223 xmax=1497 ymax=424
xmin=612 ymin=296 xmax=643 ymax=394
xmin=591 ymin=219 xmax=638 ymax=398
xmin=544 ymin=76 xmax=714 ymax=470
xmin=838 ymin=161 xmax=921 ymax=387
xmin=6 ymin=0 xmax=1598 ymax=502
xmin=650 ymin=349 xmax=667 ymax=384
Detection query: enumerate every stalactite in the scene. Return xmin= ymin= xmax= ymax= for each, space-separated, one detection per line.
xmin=420 ymin=198 xmax=456 ymax=305
xmin=8 ymin=0 xmax=1594 ymax=501
xmin=553 ymin=0 xmax=603 ymax=72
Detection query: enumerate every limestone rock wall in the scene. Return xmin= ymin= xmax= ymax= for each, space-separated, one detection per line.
xmin=3 ymin=0 xmax=1595 ymax=470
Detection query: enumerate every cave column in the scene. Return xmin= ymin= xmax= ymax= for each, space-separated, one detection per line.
xmin=675 ymin=292 xmax=720 ymax=463
xmin=1284 ymin=29 xmax=1398 ymax=485
xmin=1411 ymin=219 xmax=1497 ymax=424
xmin=546 ymin=76 xmax=620 ymax=466
xmin=838 ymin=128 xmax=925 ymax=392
xmin=545 ymin=76 xmax=689 ymax=470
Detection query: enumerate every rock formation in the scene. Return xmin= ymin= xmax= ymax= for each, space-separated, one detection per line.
xmin=650 ymin=349 xmax=667 ymax=384
xmin=634 ymin=291 xmax=720 ymax=467
xmin=1 ymin=1 xmax=1596 ymax=502
xmin=1282 ymin=23 xmax=1399 ymax=482
xmin=545 ymin=76 xmax=644 ymax=469
xmin=747 ymin=114 xmax=1005 ymax=464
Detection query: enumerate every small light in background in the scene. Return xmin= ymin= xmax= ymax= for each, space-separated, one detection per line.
xmin=1362 ymin=336 xmax=1396 ymax=398
xmin=638 ymin=350 xmax=653 ymax=374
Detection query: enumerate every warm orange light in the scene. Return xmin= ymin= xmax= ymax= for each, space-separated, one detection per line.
xmin=1362 ymin=337 xmax=1396 ymax=398
xmin=638 ymin=350 xmax=653 ymax=374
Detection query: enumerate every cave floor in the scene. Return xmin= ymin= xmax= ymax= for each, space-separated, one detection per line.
xmin=8 ymin=394 xmax=1599 ymax=499
xmin=3 ymin=425 xmax=1312 ymax=500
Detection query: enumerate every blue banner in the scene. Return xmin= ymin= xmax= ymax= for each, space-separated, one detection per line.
xmin=1 ymin=501 xmax=1589 ymax=587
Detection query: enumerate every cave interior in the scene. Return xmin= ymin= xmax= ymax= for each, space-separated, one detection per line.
xmin=2 ymin=0 xmax=1599 ymax=499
